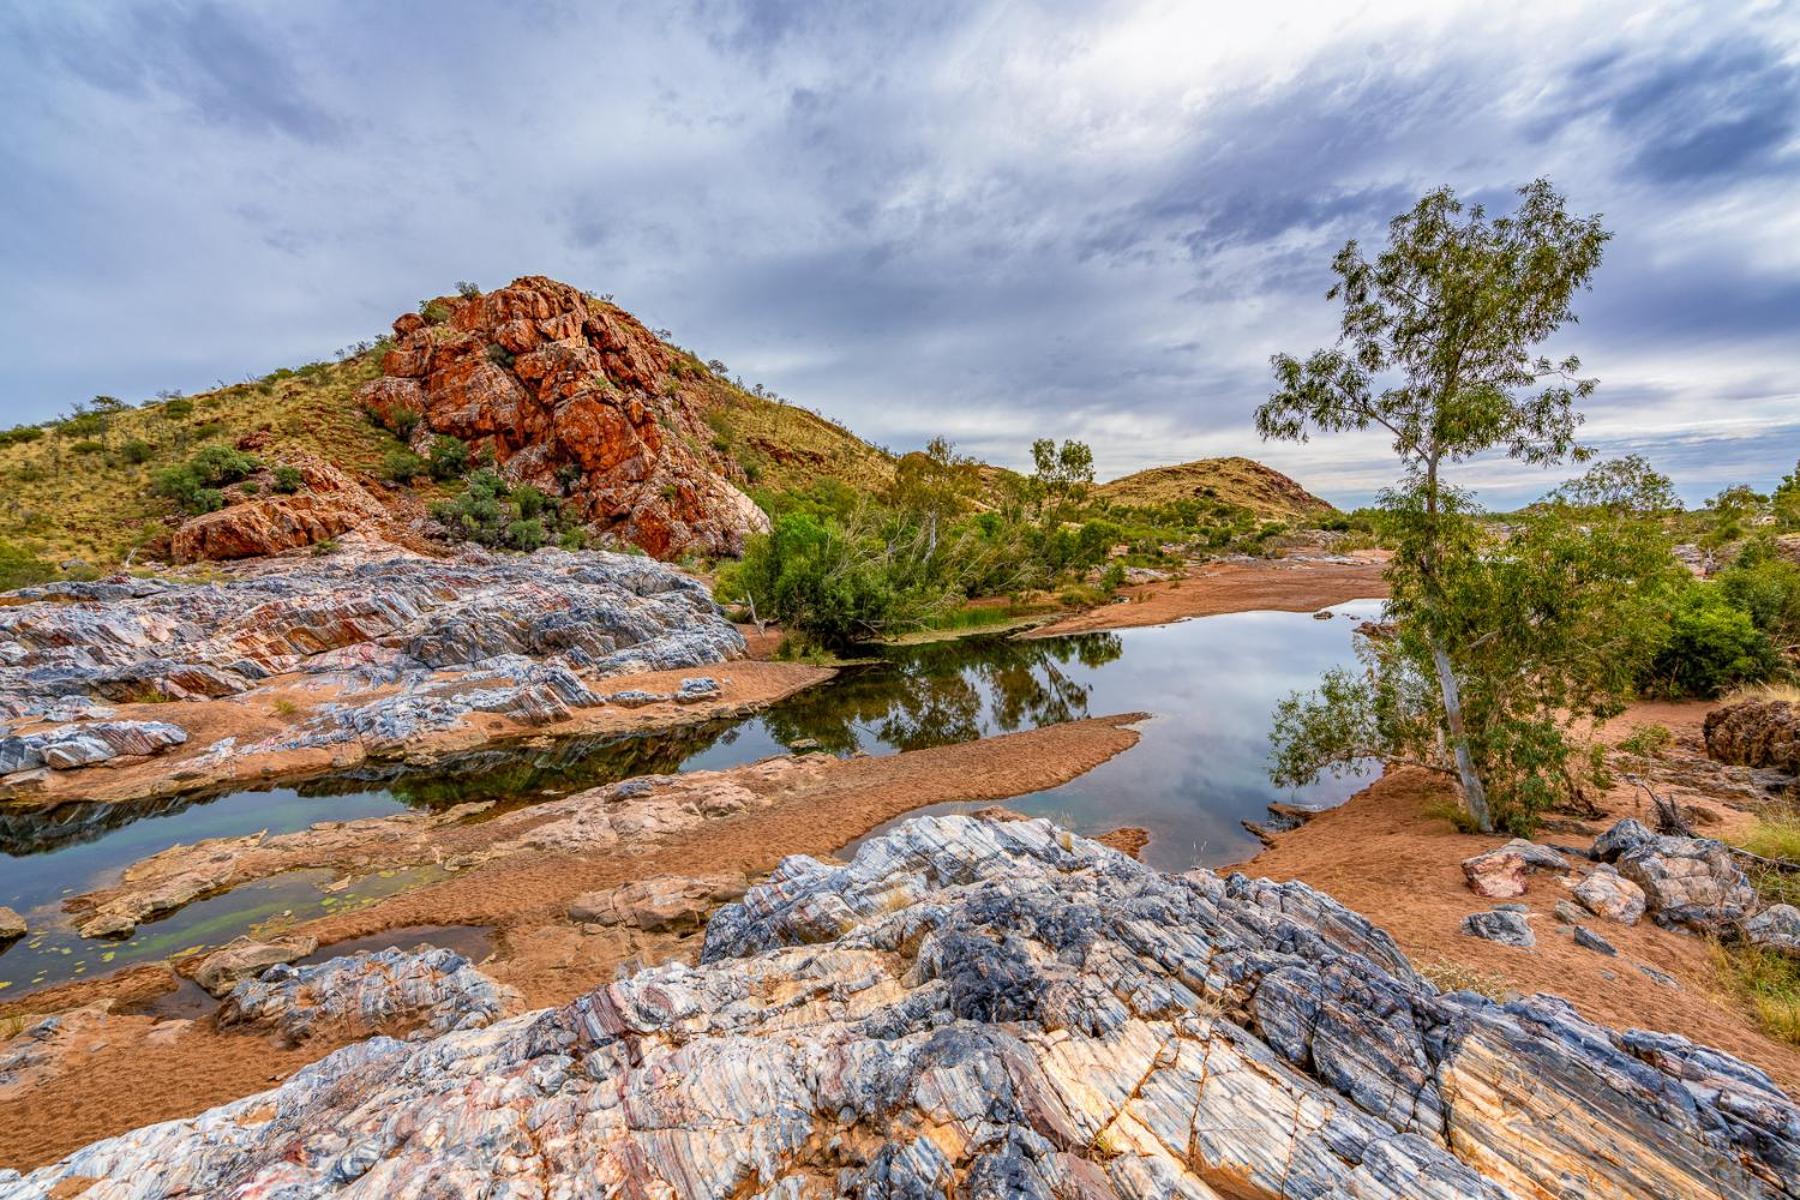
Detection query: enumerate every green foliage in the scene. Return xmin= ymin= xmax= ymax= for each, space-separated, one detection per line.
xmin=120 ymin=438 xmax=155 ymax=464
xmin=1030 ymin=438 xmax=1096 ymax=509
xmin=430 ymin=468 xmax=581 ymax=552
xmin=427 ymin=435 xmax=470 ymax=481
xmin=1617 ymin=724 xmax=1673 ymax=757
xmin=719 ymin=511 xmax=912 ymax=645
xmin=419 ymin=298 xmax=452 ymax=324
xmin=0 ymin=539 xmax=58 ymax=591
xmin=1715 ymin=538 xmax=1800 ymax=648
xmin=1773 ymin=460 xmax=1800 ymax=531
xmin=270 ymin=465 xmax=304 ymax=494
xmin=455 ymin=280 xmax=482 ymax=298
xmin=1257 ymin=180 xmax=1622 ymax=834
xmin=71 ymin=439 xmax=105 ymax=455
xmin=0 ymin=424 xmax=45 ymax=447
xmin=149 ymin=446 xmax=260 ymax=514
xmin=1645 ymin=584 xmax=1780 ymax=698
xmin=384 ymin=449 xmax=428 ymax=484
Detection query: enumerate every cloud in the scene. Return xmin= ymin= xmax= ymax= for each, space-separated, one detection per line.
xmin=0 ymin=0 xmax=1797 ymax=511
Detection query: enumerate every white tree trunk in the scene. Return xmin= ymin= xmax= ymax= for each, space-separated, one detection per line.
xmin=1430 ymin=640 xmax=1493 ymax=832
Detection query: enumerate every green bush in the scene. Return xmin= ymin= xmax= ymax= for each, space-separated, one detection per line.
xmin=270 ymin=465 xmax=304 ymax=493
xmin=383 ymin=448 xmax=428 ymax=484
xmin=151 ymin=447 xmax=259 ymax=514
xmin=419 ymin=298 xmax=452 ymax=324
xmin=1645 ymin=585 xmax=1781 ymax=697
xmin=71 ymin=439 xmax=105 ymax=454
xmin=430 ymin=468 xmax=579 ymax=551
xmin=160 ymin=398 xmax=194 ymax=420
xmin=0 ymin=539 xmax=57 ymax=591
xmin=0 ymin=424 xmax=44 ymax=447
xmin=120 ymin=438 xmax=155 ymax=464
xmin=427 ymin=435 xmax=469 ymax=481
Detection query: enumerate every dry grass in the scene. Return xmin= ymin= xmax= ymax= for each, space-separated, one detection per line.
xmin=1093 ymin=456 xmax=1333 ymax=519
xmin=1713 ymin=943 xmax=1800 ymax=1046
xmin=1419 ymin=956 xmax=1513 ymax=1001
xmin=698 ymin=378 xmax=895 ymax=497
xmin=1721 ymin=681 xmax=1800 ymax=706
xmin=0 ymin=355 xmax=405 ymax=568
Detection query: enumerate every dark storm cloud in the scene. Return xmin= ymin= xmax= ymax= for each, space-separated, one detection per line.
xmin=1 ymin=0 xmax=1797 ymax=508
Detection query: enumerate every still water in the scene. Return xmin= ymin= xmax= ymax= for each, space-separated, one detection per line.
xmin=0 ymin=599 xmax=1380 ymax=993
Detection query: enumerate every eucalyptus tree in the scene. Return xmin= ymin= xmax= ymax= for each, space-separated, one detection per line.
xmin=1257 ymin=179 xmax=1616 ymax=831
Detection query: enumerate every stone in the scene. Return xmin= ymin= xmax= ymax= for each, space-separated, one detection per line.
xmin=1639 ymin=963 xmax=1682 ymax=988
xmin=12 ymin=814 xmax=1797 ymax=1199
xmin=355 ymin=277 xmax=771 ymax=560
xmin=1572 ymin=925 xmax=1618 ymax=956
xmin=1573 ymin=864 xmax=1648 ymax=925
xmin=1462 ymin=838 xmax=1570 ymax=898
xmin=1704 ymin=698 xmax=1800 ymax=776
xmin=1614 ymin=830 xmax=1758 ymax=934
xmin=1553 ymin=899 xmax=1586 ymax=924
xmin=189 ymin=934 xmax=320 ymax=997
xmin=674 ymin=675 xmax=721 ymax=703
xmin=1591 ymin=817 xmax=1655 ymax=862
xmin=1460 ymin=909 xmax=1536 ymax=948
xmin=0 ymin=906 xmax=24 ymax=941
xmin=2 ymin=720 xmax=188 ymax=777
xmin=606 ymin=689 xmax=669 ymax=707
xmin=216 ymin=945 xmax=519 ymax=1047
xmin=567 ymin=874 xmax=747 ymax=933
xmin=170 ymin=456 xmax=393 ymax=562
xmin=1742 ymin=903 xmax=1800 ymax=956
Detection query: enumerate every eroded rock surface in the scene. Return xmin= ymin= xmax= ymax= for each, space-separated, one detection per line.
xmin=1705 ymin=699 xmax=1800 ymax=778
xmin=216 ymin=946 xmax=519 ymax=1047
xmin=8 ymin=815 xmax=1796 ymax=1199
xmin=170 ymin=456 xmax=392 ymax=563
xmin=0 ymin=548 xmax=745 ymax=794
xmin=1461 ymin=838 xmax=1569 ymax=898
xmin=1590 ymin=819 xmax=1759 ymax=933
xmin=190 ymin=935 xmax=321 ymax=998
xmin=357 ymin=276 xmax=770 ymax=559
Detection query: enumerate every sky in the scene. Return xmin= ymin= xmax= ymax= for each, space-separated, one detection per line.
xmin=2 ymin=0 xmax=1797 ymax=508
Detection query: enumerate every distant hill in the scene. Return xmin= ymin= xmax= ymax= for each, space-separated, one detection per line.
xmin=0 ymin=281 xmax=1330 ymax=570
xmin=1094 ymin=456 xmax=1334 ymax=519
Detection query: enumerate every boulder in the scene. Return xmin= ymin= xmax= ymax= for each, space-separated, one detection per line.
xmin=217 ymin=945 xmax=518 ymax=1047
xmin=1618 ymin=834 xmax=1757 ymax=934
xmin=14 ymin=814 xmax=1798 ymax=1199
xmin=171 ymin=456 xmax=392 ymax=562
xmin=1742 ymin=904 xmax=1800 ymax=957
xmin=355 ymin=276 xmax=771 ymax=560
xmin=1461 ymin=838 xmax=1570 ymax=898
xmin=674 ymin=676 xmax=721 ymax=703
xmin=1460 ymin=909 xmax=1536 ymax=948
xmin=189 ymin=934 xmax=319 ymax=997
xmin=568 ymin=874 xmax=748 ymax=933
xmin=0 ymin=905 xmax=25 ymax=941
xmin=1591 ymin=817 xmax=1655 ymax=862
xmin=1573 ymin=864 xmax=1648 ymax=925
xmin=3 ymin=720 xmax=188 ymax=777
xmin=1704 ymin=698 xmax=1800 ymax=776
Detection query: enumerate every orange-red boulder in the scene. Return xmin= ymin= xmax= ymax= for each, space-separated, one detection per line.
xmin=357 ymin=276 xmax=768 ymax=559
xmin=172 ymin=457 xmax=391 ymax=563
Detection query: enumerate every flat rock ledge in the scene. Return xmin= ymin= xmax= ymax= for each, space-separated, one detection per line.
xmin=4 ymin=815 xmax=1798 ymax=1199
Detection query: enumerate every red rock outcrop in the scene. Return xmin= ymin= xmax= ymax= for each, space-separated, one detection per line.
xmin=171 ymin=456 xmax=391 ymax=563
xmin=356 ymin=276 xmax=769 ymax=559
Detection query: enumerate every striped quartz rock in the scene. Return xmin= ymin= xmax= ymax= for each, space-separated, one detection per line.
xmin=4 ymin=815 xmax=1797 ymax=1199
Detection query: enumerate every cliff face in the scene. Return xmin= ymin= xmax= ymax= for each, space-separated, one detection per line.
xmin=9 ymin=814 xmax=1795 ymax=1198
xmin=357 ymin=276 xmax=769 ymax=560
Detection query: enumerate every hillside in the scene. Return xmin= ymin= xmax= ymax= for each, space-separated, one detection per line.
xmin=1094 ymin=456 xmax=1334 ymax=518
xmin=0 ymin=280 xmax=1330 ymax=574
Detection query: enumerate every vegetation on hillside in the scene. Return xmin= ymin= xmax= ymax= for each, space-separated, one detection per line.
xmin=1094 ymin=456 xmax=1333 ymax=519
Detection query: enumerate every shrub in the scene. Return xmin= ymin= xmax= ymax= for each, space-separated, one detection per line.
xmin=70 ymin=439 xmax=105 ymax=454
xmin=1644 ymin=585 xmax=1781 ymax=698
xmin=418 ymin=298 xmax=452 ymax=324
xmin=430 ymin=469 xmax=580 ymax=552
xmin=188 ymin=445 xmax=260 ymax=485
xmin=160 ymin=397 xmax=194 ymax=420
xmin=456 ymin=280 xmax=482 ymax=298
xmin=0 ymin=424 xmax=45 ymax=447
xmin=427 ymin=435 xmax=469 ymax=481
xmin=120 ymin=438 xmax=155 ymax=464
xmin=151 ymin=447 xmax=259 ymax=514
xmin=270 ymin=465 xmax=304 ymax=493
xmin=1617 ymin=724 xmax=1673 ymax=757
xmin=0 ymin=539 xmax=58 ymax=591
xmin=239 ymin=481 xmax=260 ymax=494
xmin=383 ymin=448 xmax=428 ymax=484
xmin=191 ymin=421 xmax=226 ymax=440
xmin=486 ymin=343 xmax=516 ymax=369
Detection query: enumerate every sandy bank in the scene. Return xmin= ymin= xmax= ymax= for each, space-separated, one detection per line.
xmin=1026 ymin=553 xmax=1388 ymax=638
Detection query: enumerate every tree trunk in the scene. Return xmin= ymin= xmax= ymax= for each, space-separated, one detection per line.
xmin=1430 ymin=640 xmax=1493 ymax=832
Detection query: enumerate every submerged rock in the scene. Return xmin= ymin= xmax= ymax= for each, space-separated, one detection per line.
xmin=9 ymin=814 xmax=1796 ymax=1198
xmin=0 ymin=906 xmax=24 ymax=942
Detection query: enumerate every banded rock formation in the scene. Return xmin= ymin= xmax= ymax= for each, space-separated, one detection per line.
xmin=6 ymin=815 xmax=1796 ymax=1198
xmin=357 ymin=276 xmax=770 ymax=559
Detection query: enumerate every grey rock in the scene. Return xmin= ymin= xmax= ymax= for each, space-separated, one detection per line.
xmin=217 ymin=945 xmax=519 ymax=1047
xmin=1461 ymin=909 xmax=1536 ymax=947
xmin=190 ymin=934 xmax=320 ymax=997
xmin=1573 ymin=863 xmax=1648 ymax=925
xmin=675 ymin=675 xmax=721 ymax=703
xmin=1611 ymin=827 xmax=1758 ymax=934
xmin=1572 ymin=925 xmax=1618 ymax=956
xmin=1639 ymin=963 xmax=1682 ymax=988
xmin=8 ymin=815 xmax=1797 ymax=1199
xmin=1742 ymin=904 xmax=1800 ymax=957
xmin=607 ymin=689 xmax=670 ymax=707
xmin=1 ymin=720 xmax=188 ymax=777
xmin=1554 ymin=900 xmax=1586 ymax=924
xmin=1591 ymin=817 xmax=1655 ymax=862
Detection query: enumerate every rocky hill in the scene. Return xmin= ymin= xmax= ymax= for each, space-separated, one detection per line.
xmin=1096 ymin=455 xmax=1335 ymax=518
xmin=0 ymin=280 xmax=1331 ymax=570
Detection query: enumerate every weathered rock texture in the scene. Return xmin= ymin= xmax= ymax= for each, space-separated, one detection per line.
xmin=1461 ymin=838 xmax=1569 ymax=898
xmin=216 ymin=945 xmax=519 ymax=1047
xmin=170 ymin=456 xmax=393 ymax=563
xmin=357 ymin=276 xmax=770 ymax=559
xmin=7 ymin=815 xmax=1796 ymax=1198
xmin=1706 ymin=699 xmax=1800 ymax=779
xmin=1590 ymin=818 xmax=1759 ymax=933
xmin=189 ymin=935 xmax=321 ymax=998
xmin=0 ymin=548 xmax=745 ymax=793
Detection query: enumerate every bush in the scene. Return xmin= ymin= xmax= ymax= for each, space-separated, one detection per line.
xmin=120 ymin=438 xmax=155 ymax=464
xmin=1645 ymin=585 xmax=1781 ymax=697
xmin=187 ymin=445 xmax=260 ymax=485
xmin=0 ymin=424 xmax=44 ymax=447
xmin=418 ymin=298 xmax=452 ymax=324
xmin=151 ymin=447 xmax=259 ymax=514
xmin=70 ymin=439 xmax=105 ymax=454
xmin=427 ymin=435 xmax=469 ymax=481
xmin=456 ymin=280 xmax=482 ymax=298
xmin=384 ymin=448 xmax=428 ymax=484
xmin=0 ymin=539 xmax=58 ymax=591
xmin=1617 ymin=724 xmax=1673 ymax=757
xmin=430 ymin=468 xmax=579 ymax=551
xmin=270 ymin=465 xmax=304 ymax=493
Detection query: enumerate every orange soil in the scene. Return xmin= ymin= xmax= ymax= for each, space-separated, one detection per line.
xmin=0 ymin=714 xmax=1142 ymax=1171
xmin=1027 ymin=554 xmax=1389 ymax=637
xmin=1239 ymin=699 xmax=1800 ymax=1096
